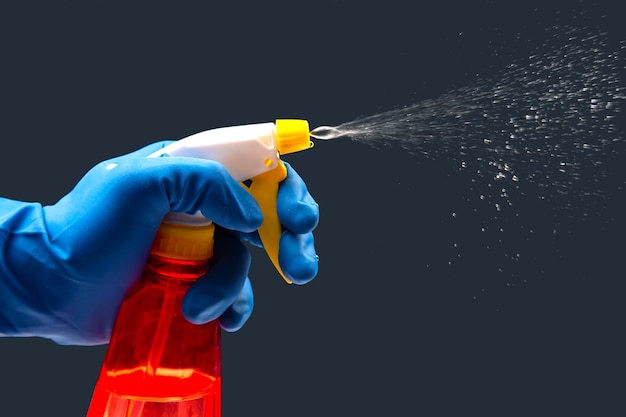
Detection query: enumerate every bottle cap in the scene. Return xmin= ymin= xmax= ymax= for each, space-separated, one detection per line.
xmin=274 ymin=119 xmax=313 ymax=155
xmin=151 ymin=221 xmax=215 ymax=260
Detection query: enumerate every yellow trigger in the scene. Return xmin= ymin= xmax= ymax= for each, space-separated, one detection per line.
xmin=246 ymin=161 xmax=291 ymax=283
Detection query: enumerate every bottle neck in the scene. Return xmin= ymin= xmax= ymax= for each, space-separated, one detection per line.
xmin=147 ymin=254 xmax=209 ymax=280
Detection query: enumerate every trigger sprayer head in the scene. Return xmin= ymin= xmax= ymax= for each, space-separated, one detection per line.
xmin=275 ymin=119 xmax=313 ymax=155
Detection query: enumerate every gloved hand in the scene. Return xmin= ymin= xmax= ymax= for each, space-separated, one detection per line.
xmin=0 ymin=141 xmax=319 ymax=346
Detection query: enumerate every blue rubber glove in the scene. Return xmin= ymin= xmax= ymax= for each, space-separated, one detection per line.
xmin=0 ymin=142 xmax=319 ymax=346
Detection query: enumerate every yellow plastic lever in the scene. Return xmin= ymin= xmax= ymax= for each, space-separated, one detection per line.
xmin=247 ymin=161 xmax=291 ymax=283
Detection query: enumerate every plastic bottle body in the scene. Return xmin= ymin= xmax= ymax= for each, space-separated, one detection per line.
xmin=87 ymin=255 xmax=221 ymax=417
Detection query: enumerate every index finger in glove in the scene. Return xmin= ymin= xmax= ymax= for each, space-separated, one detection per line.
xmin=277 ymin=162 xmax=319 ymax=234
xmin=275 ymin=162 xmax=319 ymax=284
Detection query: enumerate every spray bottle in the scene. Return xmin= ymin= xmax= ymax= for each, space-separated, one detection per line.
xmin=86 ymin=119 xmax=313 ymax=417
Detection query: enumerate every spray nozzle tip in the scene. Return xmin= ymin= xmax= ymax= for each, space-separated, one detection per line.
xmin=275 ymin=119 xmax=312 ymax=154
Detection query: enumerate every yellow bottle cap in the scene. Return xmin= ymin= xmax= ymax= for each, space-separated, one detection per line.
xmin=275 ymin=119 xmax=313 ymax=155
xmin=151 ymin=221 xmax=215 ymax=260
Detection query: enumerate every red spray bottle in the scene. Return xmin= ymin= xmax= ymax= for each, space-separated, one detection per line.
xmin=86 ymin=120 xmax=312 ymax=417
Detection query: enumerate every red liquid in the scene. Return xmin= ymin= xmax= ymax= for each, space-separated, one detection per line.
xmin=87 ymin=256 xmax=221 ymax=417
xmin=88 ymin=368 xmax=221 ymax=417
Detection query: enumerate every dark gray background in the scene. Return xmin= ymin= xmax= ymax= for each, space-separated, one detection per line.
xmin=1 ymin=1 xmax=624 ymax=416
